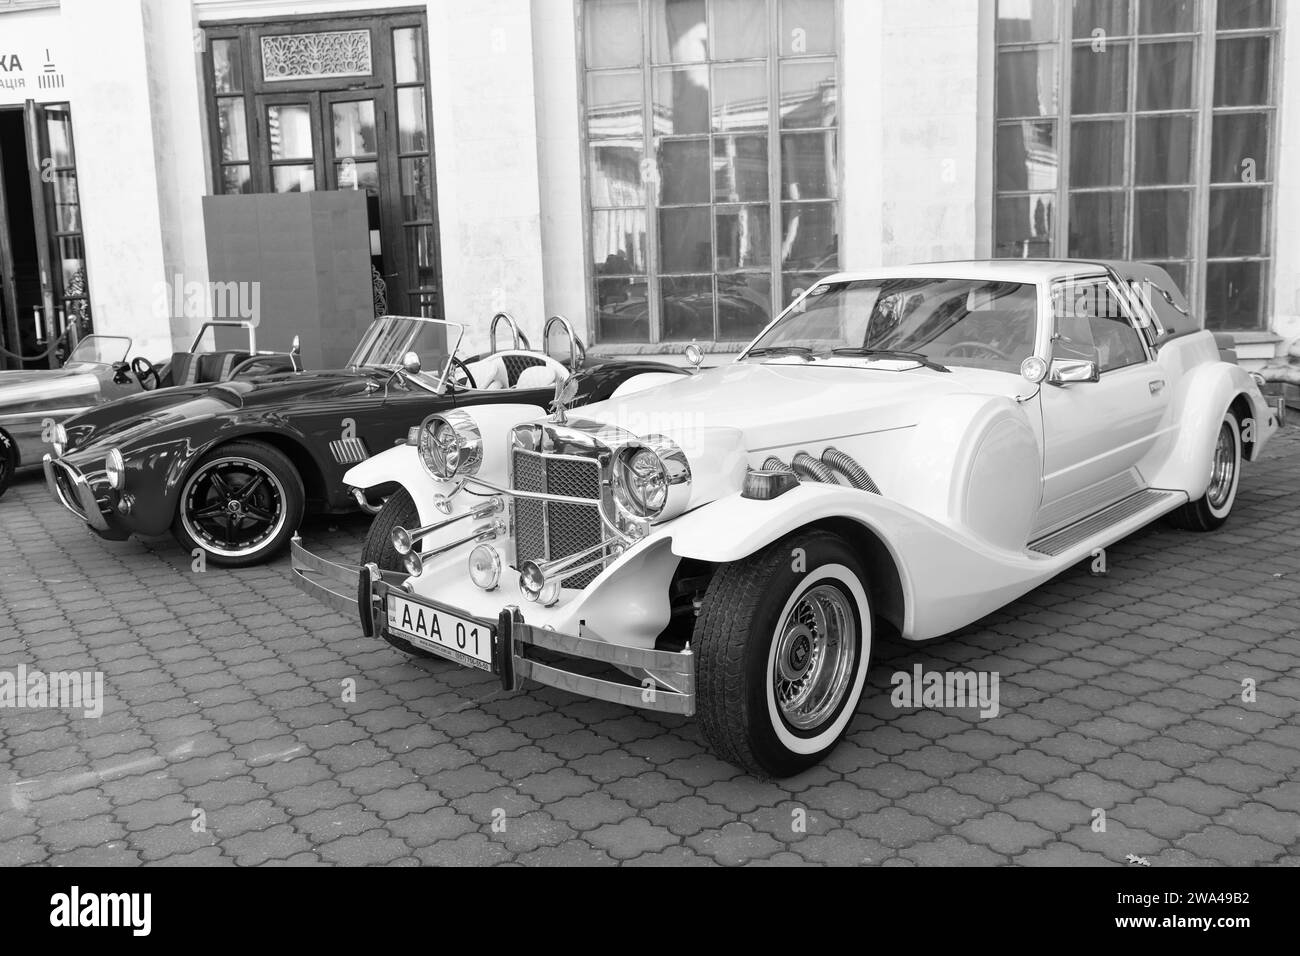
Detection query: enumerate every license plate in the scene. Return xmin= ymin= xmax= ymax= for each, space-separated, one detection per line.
xmin=386 ymin=595 xmax=494 ymax=672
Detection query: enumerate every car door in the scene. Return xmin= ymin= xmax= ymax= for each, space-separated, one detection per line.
xmin=1035 ymin=275 xmax=1171 ymax=530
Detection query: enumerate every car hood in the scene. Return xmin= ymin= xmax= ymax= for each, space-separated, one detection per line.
xmin=579 ymin=359 xmax=1018 ymax=449
xmin=0 ymin=366 xmax=102 ymax=408
xmin=62 ymin=368 xmax=384 ymax=455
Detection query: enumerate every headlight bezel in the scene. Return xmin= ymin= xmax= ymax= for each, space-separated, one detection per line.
xmin=104 ymin=448 xmax=126 ymax=491
xmin=610 ymin=435 xmax=691 ymax=524
xmin=418 ymin=410 xmax=483 ymax=481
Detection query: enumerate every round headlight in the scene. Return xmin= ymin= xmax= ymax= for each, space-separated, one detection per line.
xmin=104 ymin=448 xmax=126 ymax=491
xmin=418 ymin=411 xmax=482 ymax=481
xmin=613 ymin=447 xmax=669 ymax=520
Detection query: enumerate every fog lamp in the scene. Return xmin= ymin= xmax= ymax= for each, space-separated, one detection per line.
xmin=468 ymin=545 xmax=502 ymax=591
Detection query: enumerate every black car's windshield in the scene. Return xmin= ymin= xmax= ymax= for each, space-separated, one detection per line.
xmin=347 ymin=316 xmax=465 ymax=392
xmin=67 ymin=335 xmax=131 ymax=366
xmin=746 ymin=278 xmax=1040 ymax=373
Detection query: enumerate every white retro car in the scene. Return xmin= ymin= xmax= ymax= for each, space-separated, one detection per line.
xmin=292 ymin=260 xmax=1279 ymax=778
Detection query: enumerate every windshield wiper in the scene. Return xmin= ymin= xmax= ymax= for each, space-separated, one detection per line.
xmin=832 ymin=348 xmax=950 ymax=373
xmin=746 ymin=346 xmax=815 ymax=360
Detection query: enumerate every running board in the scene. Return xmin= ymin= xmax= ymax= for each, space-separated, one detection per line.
xmin=1028 ymin=489 xmax=1182 ymax=557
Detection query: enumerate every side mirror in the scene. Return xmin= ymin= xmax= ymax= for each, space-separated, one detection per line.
xmin=1048 ymin=358 xmax=1099 ymax=385
xmin=402 ymin=351 xmax=422 ymax=375
xmin=684 ymin=343 xmax=704 ymax=373
xmin=290 ymin=336 xmax=302 ymax=373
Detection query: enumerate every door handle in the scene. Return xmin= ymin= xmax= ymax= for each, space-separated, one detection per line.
xmin=1149 ymin=379 xmax=1166 ymax=395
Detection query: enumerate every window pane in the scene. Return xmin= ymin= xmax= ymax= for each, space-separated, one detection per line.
xmin=716 ymin=204 xmax=772 ymax=271
xmin=1205 ymin=261 xmax=1264 ymax=330
xmin=267 ymin=105 xmax=313 ymax=160
xmin=780 ymin=59 xmax=836 ymax=128
xmin=393 ymin=26 xmax=424 ymax=84
xmin=221 ymin=165 xmax=251 ymax=195
xmin=1214 ymin=37 xmax=1273 ymax=107
xmin=1217 ymin=0 xmax=1273 ymax=29
xmin=1073 ymin=0 xmax=1131 ymax=38
xmin=217 ymin=97 xmax=248 ymax=162
xmin=53 ymin=172 xmax=80 ymax=232
xmin=396 ymin=87 xmax=428 ymax=151
xmin=659 ymin=138 xmax=710 ymax=204
xmin=715 ymin=134 xmax=769 ymax=202
xmin=780 ymin=0 xmax=836 ymax=55
xmin=587 ymin=71 xmax=644 ymax=140
xmin=1137 ymin=40 xmax=1194 ymax=111
xmin=400 ymin=156 xmax=435 ymax=220
xmin=714 ymin=0 xmax=769 ymax=60
xmin=1072 ymin=41 xmax=1130 ymax=114
xmin=1139 ymin=0 xmax=1197 ymax=34
xmin=652 ymin=0 xmax=707 ymax=64
xmin=1133 ymin=189 xmax=1190 ymax=259
xmin=995 ymin=193 xmax=1056 ymax=257
xmin=596 ymin=276 xmax=651 ymax=342
xmin=997 ymin=48 xmax=1058 ymax=118
xmin=997 ymin=121 xmax=1057 ymax=193
xmin=211 ymin=38 xmax=244 ymax=93
xmin=1211 ymin=113 xmax=1269 ymax=183
xmin=661 ymin=275 xmax=714 ymax=339
xmin=57 ymin=236 xmax=86 ymax=290
xmin=782 ymin=131 xmax=837 ymax=200
xmin=781 ymin=202 xmax=837 ymax=270
xmin=1208 ymin=186 xmax=1268 ymax=257
xmin=593 ymin=208 xmax=648 ymax=273
xmin=585 ymin=0 xmax=643 ymax=69
xmin=590 ymin=142 xmax=646 ymax=205
xmin=660 ymin=206 xmax=712 ymax=272
xmin=336 ymin=160 xmax=378 ymax=194
xmin=45 ymin=105 xmax=74 ymax=166
xmin=1070 ymin=119 xmax=1125 ymax=187
xmin=1068 ymin=191 xmax=1126 ymax=257
xmin=332 ymin=100 xmax=376 ymax=157
xmin=997 ymin=0 xmax=1058 ymax=43
xmin=1135 ymin=114 xmax=1194 ymax=185
xmin=718 ymin=274 xmax=772 ymax=341
xmin=272 ymin=164 xmax=316 ymax=193
xmin=405 ymin=225 xmax=438 ymax=290
xmin=653 ymin=66 xmax=710 ymax=135
xmin=713 ymin=62 xmax=767 ymax=132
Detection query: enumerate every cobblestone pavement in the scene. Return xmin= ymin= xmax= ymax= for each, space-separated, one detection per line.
xmin=1 ymin=427 xmax=1297 ymax=867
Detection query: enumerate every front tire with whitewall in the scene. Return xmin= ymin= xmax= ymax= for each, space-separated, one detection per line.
xmin=694 ymin=530 xmax=872 ymax=778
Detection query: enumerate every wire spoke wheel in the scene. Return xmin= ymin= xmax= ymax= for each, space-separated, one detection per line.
xmin=181 ymin=456 xmax=287 ymax=559
xmin=771 ymin=583 xmax=857 ymax=732
xmin=1206 ymin=421 xmax=1237 ymax=510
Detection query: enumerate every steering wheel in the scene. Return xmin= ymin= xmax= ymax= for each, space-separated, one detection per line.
xmin=446 ymin=356 xmax=478 ymax=390
xmin=131 ymin=356 xmax=162 ymax=391
xmin=944 ymin=342 xmax=1012 ymax=362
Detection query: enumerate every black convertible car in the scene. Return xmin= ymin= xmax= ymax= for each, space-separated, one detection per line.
xmin=44 ymin=313 xmax=684 ymax=567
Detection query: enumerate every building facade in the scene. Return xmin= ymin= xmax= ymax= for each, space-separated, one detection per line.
xmin=0 ymin=0 xmax=1295 ymax=370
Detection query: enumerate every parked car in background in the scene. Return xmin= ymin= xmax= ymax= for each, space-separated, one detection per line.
xmin=43 ymin=313 xmax=685 ymax=567
xmin=0 ymin=321 xmax=297 ymax=500
xmin=292 ymin=260 xmax=1278 ymax=778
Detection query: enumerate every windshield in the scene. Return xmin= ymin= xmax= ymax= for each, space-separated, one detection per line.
xmin=747 ymin=278 xmax=1040 ymax=373
xmin=67 ymin=335 xmax=131 ymax=366
xmin=347 ymin=316 xmax=466 ymax=392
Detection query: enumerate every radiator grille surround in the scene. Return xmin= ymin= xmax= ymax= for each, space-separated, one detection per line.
xmin=511 ymin=447 xmax=607 ymax=589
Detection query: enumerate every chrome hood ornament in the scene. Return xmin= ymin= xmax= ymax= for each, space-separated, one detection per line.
xmin=550 ymin=373 xmax=579 ymax=425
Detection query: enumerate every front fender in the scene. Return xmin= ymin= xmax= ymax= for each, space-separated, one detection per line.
xmin=1145 ymin=361 xmax=1278 ymax=497
xmin=344 ymin=444 xmax=450 ymax=528
xmin=666 ymin=484 xmax=1057 ymax=642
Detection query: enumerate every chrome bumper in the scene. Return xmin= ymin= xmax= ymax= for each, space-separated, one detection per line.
xmin=290 ymin=536 xmax=695 ymax=716
xmin=42 ymin=454 xmax=109 ymax=532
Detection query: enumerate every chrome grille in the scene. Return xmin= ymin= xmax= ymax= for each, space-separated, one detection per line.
xmin=511 ymin=449 xmax=606 ymax=589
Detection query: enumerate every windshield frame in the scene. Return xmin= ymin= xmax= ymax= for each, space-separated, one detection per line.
xmin=738 ymin=275 xmax=1050 ymax=374
xmin=66 ymin=335 xmax=132 ymax=366
xmin=347 ymin=316 xmax=466 ymax=393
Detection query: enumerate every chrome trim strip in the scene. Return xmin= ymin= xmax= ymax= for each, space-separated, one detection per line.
xmin=514 ymin=623 xmax=694 ymax=680
xmin=42 ymin=454 xmax=107 ymax=531
xmin=0 ymin=407 xmax=85 ymax=425
xmin=514 ymin=658 xmax=694 ymax=716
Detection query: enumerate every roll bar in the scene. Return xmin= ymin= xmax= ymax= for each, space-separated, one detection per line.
xmin=489 ymin=312 xmax=531 ymax=353
xmin=544 ymin=314 xmax=585 ymax=371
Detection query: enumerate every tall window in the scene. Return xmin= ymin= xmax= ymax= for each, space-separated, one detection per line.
xmin=582 ymin=0 xmax=840 ymax=345
xmin=995 ymin=0 xmax=1279 ymax=331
